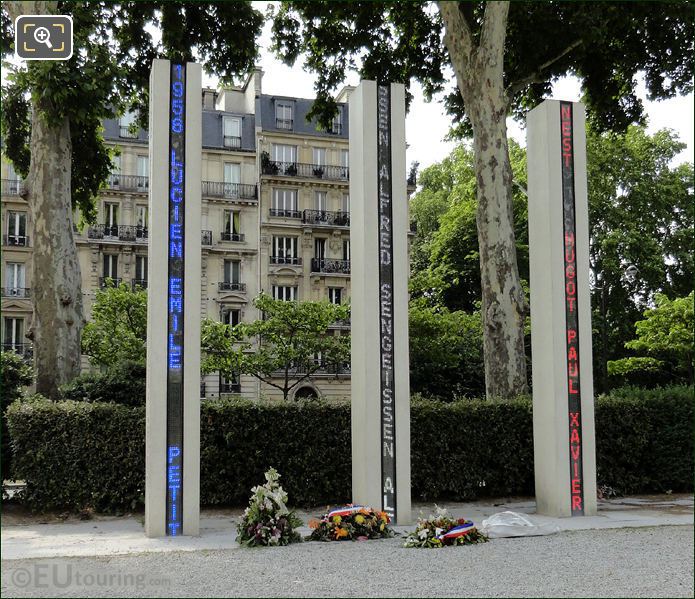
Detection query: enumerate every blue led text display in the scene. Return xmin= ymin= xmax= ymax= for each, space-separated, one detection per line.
xmin=166 ymin=63 xmax=186 ymax=536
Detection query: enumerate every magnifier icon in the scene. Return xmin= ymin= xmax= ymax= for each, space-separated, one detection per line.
xmin=33 ymin=26 xmax=53 ymax=49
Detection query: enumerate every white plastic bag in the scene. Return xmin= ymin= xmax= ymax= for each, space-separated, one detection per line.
xmin=481 ymin=511 xmax=560 ymax=538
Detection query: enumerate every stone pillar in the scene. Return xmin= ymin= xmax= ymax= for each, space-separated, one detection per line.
xmin=527 ymin=99 xmax=597 ymax=517
xmin=145 ymin=59 xmax=202 ymax=537
xmin=349 ymin=80 xmax=411 ymax=524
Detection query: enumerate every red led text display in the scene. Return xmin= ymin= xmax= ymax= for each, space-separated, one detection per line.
xmin=560 ymin=102 xmax=584 ymax=516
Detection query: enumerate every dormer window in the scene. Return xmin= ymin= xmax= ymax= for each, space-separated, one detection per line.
xmin=276 ymin=102 xmax=293 ymax=130
xmin=119 ymin=111 xmax=138 ymax=139
xmin=223 ymin=116 xmax=242 ymax=149
xmin=331 ymin=107 xmax=343 ymax=134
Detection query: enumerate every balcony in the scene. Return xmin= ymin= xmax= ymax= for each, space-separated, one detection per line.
xmin=202 ymin=181 xmax=257 ymax=200
xmin=106 ymin=174 xmax=149 ymax=192
xmin=221 ymin=232 xmax=245 ymax=242
xmin=261 ymin=160 xmax=349 ymax=182
xmin=269 ymin=208 xmax=301 ymax=219
xmin=2 ymin=179 xmax=25 ymax=195
xmin=278 ymin=361 xmax=351 ymax=376
xmin=131 ymin=279 xmax=148 ymax=290
xmin=223 ymin=135 xmax=242 ymax=149
xmin=3 ymin=235 xmax=29 ymax=247
xmin=87 ymin=224 xmax=148 ymax=242
xmin=276 ymin=118 xmax=293 ymax=130
xmin=1 ymin=343 xmax=33 ymax=359
xmin=218 ymin=282 xmax=246 ymax=292
xmin=119 ymin=126 xmax=140 ymax=139
xmin=311 ymin=258 xmax=351 ymax=275
xmin=99 ymin=277 xmax=122 ymax=288
xmin=202 ymin=230 xmax=213 ymax=246
xmin=302 ymin=209 xmax=350 ymax=228
xmin=2 ymin=287 xmax=31 ymax=298
xmin=270 ymin=256 xmax=302 ymax=266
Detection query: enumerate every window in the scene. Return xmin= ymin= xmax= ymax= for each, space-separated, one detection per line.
xmin=342 ymin=193 xmax=350 ymax=213
xmin=104 ymin=203 xmax=119 ymax=237
xmin=224 ymin=260 xmax=240 ymax=284
xmin=5 ymin=262 xmax=26 ymax=295
xmin=314 ymin=238 xmax=326 ymax=261
xmin=275 ymin=103 xmax=293 ymax=129
xmin=272 ymin=144 xmax=297 ymax=164
xmin=110 ymin=155 xmax=121 ymax=187
xmin=3 ymin=317 xmax=24 ymax=351
xmin=7 ymin=162 xmax=21 ymax=193
xmin=223 ymin=116 xmax=242 ymax=148
xmin=315 ymin=191 xmax=327 ymax=212
xmin=6 ymin=212 xmax=27 ymax=245
xmin=312 ymin=147 xmax=327 ymax=166
xmin=119 ymin=111 xmax=137 ymax=138
xmin=271 ymin=189 xmax=298 ymax=217
xmin=222 ymin=309 xmax=241 ymax=327
xmin=273 ymin=285 xmax=297 ymax=301
xmin=331 ymin=107 xmax=343 ymax=134
xmin=223 ymin=162 xmax=241 ymax=198
xmin=343 ymin=239 xmax=350 ymax=261
xmin=136 ymin=205 xmax=148 ymax=238
xmin=223 ymin=210 xmax=241 ymax=241
xmin=272 ymin=237 xmax=299 ymax=264
xmin=102 ymin=254 xmax=118 ymax=285
xmin=136 ymin=156 xmax=148 ymax=189
xmin=340 ymin=149 xmax=349 ymax=179
xmin=328 ymin=287 xmax=342 ymax=305
xmin=135 ymin=255 xmax=148 ymax=284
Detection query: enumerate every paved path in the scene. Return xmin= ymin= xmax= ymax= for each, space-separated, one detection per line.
xmin=2 ymin=525 xmax=693 ymax=597
xmin=2 ymin=495 xmax=692 ymax=560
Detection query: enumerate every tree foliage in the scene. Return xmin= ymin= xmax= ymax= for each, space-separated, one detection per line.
xmin=608 ymin=293 xmax=694 ymax=386
xmin=409 ymin=301 xmax=484 ymax=400
xmin=81 ymin=282 xmax=147 ymax=368
xmin=410 ymin=140 xmax=529 ymax=312
xmin=202 ymin=294 xmax=350 ymax=401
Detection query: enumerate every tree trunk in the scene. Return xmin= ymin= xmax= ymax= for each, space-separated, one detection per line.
xmin=439 ymin=1 xmax=528 ymax=398
xmin=7 ymin=1 xmax=84 ymax=398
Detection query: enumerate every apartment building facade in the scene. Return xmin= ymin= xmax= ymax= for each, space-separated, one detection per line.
xmin=1 ymin=71 xmax=411 ymax=401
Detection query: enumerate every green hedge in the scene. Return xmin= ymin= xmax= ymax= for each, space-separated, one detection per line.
xmin=6 ymin=387 xmax=692 ymax=512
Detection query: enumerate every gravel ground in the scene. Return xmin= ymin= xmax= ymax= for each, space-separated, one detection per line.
xmin=2 ymin=525 xmax=692 ymax=598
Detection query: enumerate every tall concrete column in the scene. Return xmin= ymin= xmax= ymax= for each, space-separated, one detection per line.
xmin=145 ymin=59 xmax=202 ymax=537
xmin=350 ymin=80 xmax=411 ymax=525
xmin=527 ymin=99 xmax=597 ymax=517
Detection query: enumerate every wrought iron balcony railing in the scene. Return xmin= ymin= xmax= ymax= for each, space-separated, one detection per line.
xmin=261 ymin=160 xmax=349 ymax=181
xmin=221 ymin=232 xmax=245 ymax=242
xmin=311 ymin=258 xmax=351 ymax=274
xmin=1 ymin=342 xmax=33 ymax=359
xmin=2 ymin=179 xmax=25 ymax=195
xmin=3 ymin=234 xmax=29 ymax=247
xmin=218 ymin=282 xmax=246 ymax=292
xmin=2 ymin=287 xmax=31 ymax=298
xmin=99 ymin=277 xmax=122 ymax=288
xmin=87 ymin=224 xmax=148 ymax=242
xmin=106 ymin=174 xmax=149 ymax=192
xmin=119 ymin=126 xmax=140 ymax=139
xmin=201 ymin=181 xmax=257 ymax=200
xmin=131 ymin=279 xmax=148 ymax=290
xmin=270 ymin=256 xmax=302 ymax=266
xmin=302 ymin=209 xmax=350 ymax=227
xmin=276 ymin=118 xmax=293 ymax=130
xmin=279 ymin=362 xmax=351 ymax=376
xmin=269 ymin=208 xmax=301 ymax=219
xmin=202 ymin=230 xmax=213 ymax=246
xmin=223 ymin=135 xmax=242 ymax=149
